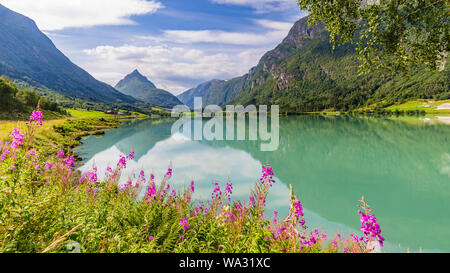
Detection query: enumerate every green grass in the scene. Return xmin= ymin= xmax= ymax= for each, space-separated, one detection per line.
xmin=67 ymin=109 xmax=148 ymax=119
xmin=67 ymin=109 xmax=111 ymax=118
xmin=385 ymin=100 xmax=450 ymax=114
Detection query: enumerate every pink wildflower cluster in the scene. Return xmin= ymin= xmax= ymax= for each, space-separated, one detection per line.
xmin=57 ymin=150 xmax=65 ymax=158
xmin=56 ymin=149 xmax=74 ymax=169
xmin=10 ymin=128 xmax=24 ymax=149
xmin=211 ymin=181 xmax=222 ymax=199
xmin=80 ymin=167 xmax=98 ymax=184
xmin=117 ymin=155 xmax=127 ymax=168
xmin=28 ymin=110 xmax=43 ymax=126
xmin=145 ymin=174 xmax=157 ymax=201
xmin=224 ymin=181 xmax=233 ymax=202
xmin=118 ymin=180 xmax=133 ymax=191
xmin=136 ymin=170 xmax=146 ymax=188
xmin=165 ymin=168 xmax=173 ymax=178
xmin=358 ymin=201 xmax=385 ymax=247
xmin=0 ymin=128 xmax=25 ymax=160
xmin=44 ymin=161 xmax=53 ymax=170
xmin=179 ymin=217 xmax=190 ymax=230
xmin=260 ymin=164 xmax=275 ymax=185
xmin=63 ymin=155 xmax=74 ymax=168
xmin=300 ymin=229 xmax=320 ymax=248
xmin=293 ymin=201 xmax=305 ymax=226
xmin=248 ymin=196 xmax=255 ymax=207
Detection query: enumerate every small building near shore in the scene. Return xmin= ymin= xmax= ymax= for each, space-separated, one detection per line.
xmin=104 ymin=110 xmax=119 ymax=115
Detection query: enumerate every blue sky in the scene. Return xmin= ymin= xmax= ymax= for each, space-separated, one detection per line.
xmin=0 ymin=0 xmax=306 ymax=94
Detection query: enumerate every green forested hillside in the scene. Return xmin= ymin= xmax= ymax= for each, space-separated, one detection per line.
xmin=180 ymin=17 xmax=449 ymax=112
xmin=0 ymin=4 xmax=140 ymax=107
xmin=0 ymin=77 xmax=66 ymax=120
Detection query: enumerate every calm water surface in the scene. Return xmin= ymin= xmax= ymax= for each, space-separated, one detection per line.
xmin=76 ymin=116 xmax=450 ymax=252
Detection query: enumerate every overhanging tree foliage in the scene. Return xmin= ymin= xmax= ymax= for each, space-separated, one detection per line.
xmin=297 ymin=0 xmax=449 ymax=74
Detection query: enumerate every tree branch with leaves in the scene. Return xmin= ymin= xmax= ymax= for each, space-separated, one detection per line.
xmin=297 ymin=0 xmax=449 ymax=74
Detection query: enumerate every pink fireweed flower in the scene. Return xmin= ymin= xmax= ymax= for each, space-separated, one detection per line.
xmin=117 ymin=155 xmax=127 ymax=169
xmin=248 ymin=196 xmax=255 ymax=207
xmin=260 ymin=164 xmax=275 ymax=185
xmin=1 ymin=148 xmax=11 ymax=160
xmin=301 ymin=229 xmax=321 ymax=248
xmin=145 ymin=180 xmax=157 ymax=201
xmin=28 ymin=149 xmax=36 ymax=157
xmin=118 ymin=180 xmax=133 ymax=191
xmin=179 ymin=217 xmax=190 ymax=231
xmin=64 ymin=156 xmax=74 ymax=168
xmin=349 ymin=233 xmax=362 ymax=243
xmin=225 ymin=181 xmax=233 ymax=195
xmin=57 ymin=150 xmax=65 ymax=158
xmin=127 ymin=151 xmax=135 ymax=160
xmin=44 ymin=161 xmax=53 ymax=170
xmin=9 ymin=128 xmax=24 ymax=149
xmin=272 ymin=210 xmax=278 ymax=223
xmin=165 ymin=168 xmax=173 ymax=178
xmin=190 ymin=180 xmax=195 ymax=193
xmin=28 ymin=110 xmax=43 ymax=126
xmin=80 ymin=168 xmax=98 ymax=184
xmin=211 ymin=181 xmax=222 ymax=199
xmin=148 ymin=236 xmax=154 ymax=241
xmin=292 ymin=200 xmax=305 ymax=227
xmin=358 ymin=209 xmax=385 ymax=247
xmin=137 ymin=170 xmax=146 ymax=185
xmin=224 ymin=181 xmax=233 ymax=202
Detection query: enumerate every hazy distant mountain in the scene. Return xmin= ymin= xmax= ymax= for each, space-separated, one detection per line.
xmin=177 ymin=79 xmax=225 ymax=108
xmin=180 ymin=17 xmax=449 ymax=112
xmin=115 ymin=70 xmax=182 ymax=108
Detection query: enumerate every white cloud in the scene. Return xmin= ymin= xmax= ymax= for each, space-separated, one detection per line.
xmin=255 ymin=19 xmax=294 ymax=30
xmin=82 ymin=18 xmax=294 ymax=93
xmin=0 ymin=0 xmax=163 ymax=30
xmin=138 ymin=19 xmax=292 ymax=46
xmin=155 ymin=29 xmax=287 ymax=45
xmin=83 ymin=44 xmax=269 ymax=93
xmin=211 ymin=0 xmax=297 ymax=13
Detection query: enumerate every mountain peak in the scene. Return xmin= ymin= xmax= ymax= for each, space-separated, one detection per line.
xmin=115 ymin=70 xmax=182 ymax=108
xmin=118 ymin=69 xmax=156 ymax=89
xmin=131 ymin=69 xmax=143 ymax=76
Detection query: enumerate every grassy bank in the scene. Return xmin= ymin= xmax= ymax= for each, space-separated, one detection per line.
xmin=385 ymin=100 xmax=450 ymax=115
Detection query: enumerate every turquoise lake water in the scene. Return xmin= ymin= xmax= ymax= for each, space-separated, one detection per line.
xmin=75 ymin=116 xmax=450 ymax=252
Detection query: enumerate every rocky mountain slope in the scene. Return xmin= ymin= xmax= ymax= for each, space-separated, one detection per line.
xmin=180 ymin=17 xmax=449 ymax=112
xmin=115 ymin=70 xmax=182 ymax=108
xmin=0 ymin=4 xmax=138 ymax=106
